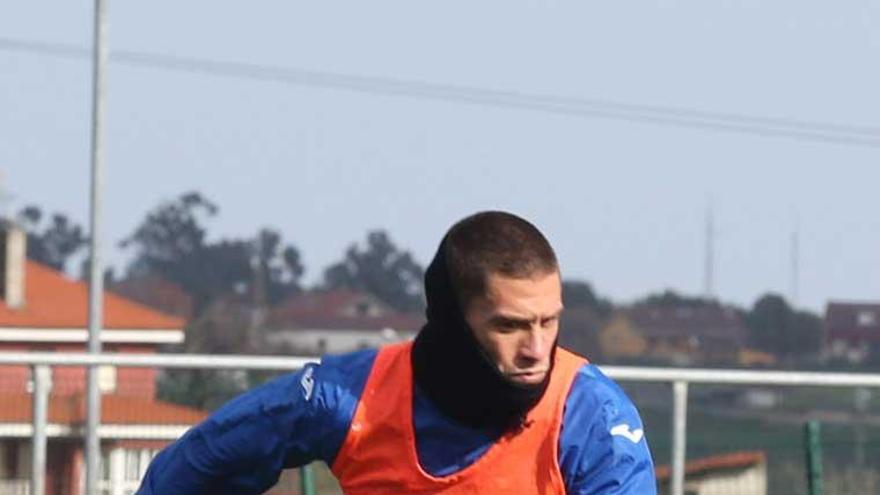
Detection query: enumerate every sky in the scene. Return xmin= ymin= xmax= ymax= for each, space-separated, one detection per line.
xmin=1 ymin=1 xmax=878 ymax=312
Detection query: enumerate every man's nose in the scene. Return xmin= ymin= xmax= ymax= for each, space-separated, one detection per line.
xmin=520 ymin=328 xmax=547 ymax=360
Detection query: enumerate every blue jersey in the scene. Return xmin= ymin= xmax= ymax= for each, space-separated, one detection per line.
xmin=137 ymin=348 xmax=656 ymax=494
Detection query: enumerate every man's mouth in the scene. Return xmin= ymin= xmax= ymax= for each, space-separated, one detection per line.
xmin=508 ymin=369 xmax=548 ymax=384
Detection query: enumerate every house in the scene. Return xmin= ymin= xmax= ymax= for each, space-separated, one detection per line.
xmin=0 ymin=224 xmax=206 ymax=495
xmin=825 ymin=301 xmax=880 ymax=363
xmin=598 ymin=313 xmax=650 ymax=362
xmin=109 ymin=274 xmax=195 ymax=321
xmin=600 ymin=304 xmax=748 ymax=365
xmin=263 ymin=289 xmax=424 ymax=354
xmin=655 ymin=450 xmax=767 ymax=495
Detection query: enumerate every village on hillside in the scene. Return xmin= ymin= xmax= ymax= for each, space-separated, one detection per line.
xmin=1 ymin=196 xmax=879 ymax=493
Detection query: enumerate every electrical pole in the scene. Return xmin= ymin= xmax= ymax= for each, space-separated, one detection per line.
xmin=703 ymin=202 xmax=715 ymax=299
xmin=85 ymin=0 xmax=109 ymax=493
xmin=790 ymin=224 xmax=800 ymax=305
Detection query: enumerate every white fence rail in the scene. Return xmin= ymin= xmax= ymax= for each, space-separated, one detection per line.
xmin=2 ymin=352 xmax=879 ymax=495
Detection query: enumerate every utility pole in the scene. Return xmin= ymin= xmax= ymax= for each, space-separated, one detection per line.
xmin=85 ymin=0 xmax=109 ymax=493
xmin=703 ymin=202 xmax=715 ymax=299
xmin=250 ymin=233 xmax=268 ymax=331
xmin=790 ymin=223 xmax=800 ymax=305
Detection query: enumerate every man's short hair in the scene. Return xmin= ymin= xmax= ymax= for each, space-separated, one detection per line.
xmin=444 ymin=211 xmax=559 ymax=309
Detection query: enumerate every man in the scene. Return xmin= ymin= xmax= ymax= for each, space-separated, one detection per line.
xmin=138 ymin=211 xmax=656 ymax=494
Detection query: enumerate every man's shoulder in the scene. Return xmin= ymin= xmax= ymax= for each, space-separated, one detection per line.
xmin=559 ymin=360 xmax=654 ymax=489
xmin=568 ymin=362 xmax=631 ymax=403
xmin=558 ymin=362 xmax=656 ymax=492
xmin=286 ymin=347 xmax=381 ymax=464
xmin=308 ymin=347 xmax=379 ymax=403
xmin=563 ymin=361 xmax=643 ymax=431
xmin=205 ymin=348 xmax=379 ymax=426
xmin=317 ymin=347 xmax=380 ymax=378
xmin=556 ymin=348 xmax=631 ymax=406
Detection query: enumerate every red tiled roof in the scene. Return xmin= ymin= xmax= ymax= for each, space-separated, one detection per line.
xmin=655 ymin=451 xmax=766 ymax=480
xmin=0 ymin=393 xmax=206 ymax=425
xmin=0 ymin=261 xmax=185 ymax=330
xmin=627 ymin=305 xmax=747 ymax=343
xmin=270 ymin=314 xmax=425 ymax=332
xmin=109 ymin=274 xmax=194 ymax=321
xmin=270 ymin=290 xmax=384 ymax=319
xmin=267 ymin=289 xmax=424 ymax=332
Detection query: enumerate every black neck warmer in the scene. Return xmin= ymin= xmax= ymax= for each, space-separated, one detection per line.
xmin=411 ymin=240 xmax=557 ymax=431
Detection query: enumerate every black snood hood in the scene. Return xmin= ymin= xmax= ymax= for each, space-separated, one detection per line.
xmin=411 ymin=239 xmax=556 ymax=430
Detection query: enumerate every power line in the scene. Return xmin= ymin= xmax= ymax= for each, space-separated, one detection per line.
xmin=2 ymin=37 xmax=880 ymax=148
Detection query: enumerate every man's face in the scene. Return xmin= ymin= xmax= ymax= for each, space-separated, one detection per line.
xmin=464 ymin=270 xmax=563 ymax=385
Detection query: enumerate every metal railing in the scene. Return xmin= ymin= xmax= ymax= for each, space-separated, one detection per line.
xmin=3 ymin=352 xmax=880 ymax=495
xmin=601 ymin=366 xmax=880 ymax=495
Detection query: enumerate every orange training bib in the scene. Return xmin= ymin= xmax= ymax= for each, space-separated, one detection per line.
xmin=331 ymin=341 xmax=587 ymax=494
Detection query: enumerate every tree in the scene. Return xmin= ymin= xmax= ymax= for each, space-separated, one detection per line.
xmin=16 ymin=205 xmax=87 ymax=272
xmin=323 ymin=230 xmax=424 ymax=312
xmin=558 ymin=280 xmax=613 ymax=361
xmin=562 ymin=280 xmax=613 ymax=317
xmin=128 ymin=193 xmax=307 ymax=409
xmin=747 ymin=294 xmax=789 ymax=355
xmin=791 ymin=310 xmax=823 ymax=357
xmin=121 ymin=191 xmax=226 ymax=310
xmin=120 ymin=192 xmax=305 ymax=313
xmin=120 ymin=191 xmax=217 ymax=275
xmin=78 ymin=259 xmax=116 ymax=286
xmin=158 ymin=295 xmax=263 ymax=410
xmin=254 ymin=228 xmax=305 ymax=305
xmin=634 ymin=289 xmax=717 ymax=309
xmin=746 ymin=293 xmax=823 ymax=360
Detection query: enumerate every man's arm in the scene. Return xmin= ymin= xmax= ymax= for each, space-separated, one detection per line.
xmin=559 ymin=364 xmax=657 ymax=495
xmin=137 ymin=350 xmax=376 ymax=495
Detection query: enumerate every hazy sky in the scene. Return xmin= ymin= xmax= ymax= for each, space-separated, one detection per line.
xmin=1 ymin=1 xmax=878 ymax=312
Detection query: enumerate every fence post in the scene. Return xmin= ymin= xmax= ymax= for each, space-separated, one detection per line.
xmin=671 ymin=380 xmax=688 ymax=495
xmin=299 ymin=464 xmax=315 ymax=495
xmin=805 ymin=421 xmax=823 ymax=495
xmin=31 ymin=364 xmax=51 ymax=495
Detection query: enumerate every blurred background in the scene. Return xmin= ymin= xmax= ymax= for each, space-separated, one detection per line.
xmin=1 ymin=1 xmax=879 ymax=494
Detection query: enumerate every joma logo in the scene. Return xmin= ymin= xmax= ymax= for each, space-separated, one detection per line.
xmin=610 ymin=424 xmax=644 ymax=444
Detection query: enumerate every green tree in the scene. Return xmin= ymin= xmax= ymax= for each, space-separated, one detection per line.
xmin=157 ymin=296 xmax=263 ymax=410
xmin=254 ymin=228 xmax=305 ymax=305
xmin=791 ymin=310 xmax=823 ymax=357
xmin=562 ymin=280 xmax=613 ymax=317
xmin=634 ymin=289 xmax=717 ymax=309
xmin=558 ymin=280 xmax=612 ymax=361
xmin=323 ymin=230 xmax=424 ymax=312
xmin=128 ymin=193 xmax=307 ymax=409
xmin=747 ymin=293 xmax=823 ymax=360
xmin=120 ymin=192 xmax=305 ymax=312
xmin=17 ymin=205 xmax=87 ymax=272
xmin=120 ymin=192 xmax=236 ymax=310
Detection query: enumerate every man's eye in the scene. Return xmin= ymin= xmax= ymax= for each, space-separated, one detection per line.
xmin=496 ymin=320 xmax=522 ymax=331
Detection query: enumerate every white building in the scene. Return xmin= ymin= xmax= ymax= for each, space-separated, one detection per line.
xmin=656 ymin=451 xmax=767 ymax=495
xmin=263 ymin=289 xmax=423 ymax=354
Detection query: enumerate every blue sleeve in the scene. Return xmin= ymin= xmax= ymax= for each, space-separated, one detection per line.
xmin=559 ymin=364 xmax=657 ymax=495
xmin=136 ymin=349 xmax=376 ymax=495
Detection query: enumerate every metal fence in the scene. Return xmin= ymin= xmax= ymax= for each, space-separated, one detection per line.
xmin=2 ymin=352 xmax=879 ymax=495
